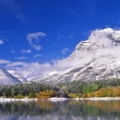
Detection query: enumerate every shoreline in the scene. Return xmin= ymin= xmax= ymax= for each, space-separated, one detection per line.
xmin=75 ymin=97 xmax=120 ymax=101
xmin=49 ymin=97 xmax=120 ymax=101
xmin=0 ymin=97 xmax=38 ymax=102
xmin=0 ymin=97 xmax=120 ymax=102
xmin=48 ymin=97 xmax=120 ymax=102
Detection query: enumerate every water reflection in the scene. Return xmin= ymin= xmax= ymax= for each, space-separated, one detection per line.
xmin=0 ymin=100 xmax=120 ymax=120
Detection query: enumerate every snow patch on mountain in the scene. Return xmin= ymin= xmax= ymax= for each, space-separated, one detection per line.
xmin=8 ymin=70 xmax=27 ymax=82
xmin=0 ymin=67 xmax=22 ymax=85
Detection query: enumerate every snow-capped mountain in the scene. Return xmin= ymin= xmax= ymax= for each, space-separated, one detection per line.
xmin=0 ymin=67 xmax=22 ymax=85
xmin=8 ymin=70 xmax=27 ymax=82
xmin=4 ymin=28 xmax=120 ymax=84
xmin=35 ymin=28 xmax=120 ymax=83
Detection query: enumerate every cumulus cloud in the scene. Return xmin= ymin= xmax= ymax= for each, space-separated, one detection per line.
xmin=27 ymin=32 xmax=46 ymax=50
xmin=61 ymin=48 xmax=69 ymax=54
xmin=0 ymin=40 xmax=4 ymax=45
xmin=21 ymin=49 xmax=31 ymax=54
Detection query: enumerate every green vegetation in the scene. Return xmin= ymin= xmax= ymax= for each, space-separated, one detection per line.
xmin=58 ymin=79 xmax=120 ymax=98
xmin=0 ymin=82 xmax=60 ymax=98
xmin=85 ymin=86 xmax=120 ymax=97
xmin=0 ymin=79 xmax=120 ymax=98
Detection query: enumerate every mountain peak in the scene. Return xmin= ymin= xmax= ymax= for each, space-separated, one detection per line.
xmin=89 ymin=28 xmax=120 ymax=46
xmin=76 ymin=28 xmax=120 ymax=52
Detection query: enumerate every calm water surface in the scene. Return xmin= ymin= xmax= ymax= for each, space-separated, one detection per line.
xmin=0 ymin=99 xmax=120 ymax=120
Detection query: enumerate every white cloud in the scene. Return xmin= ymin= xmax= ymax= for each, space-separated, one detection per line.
xmin=16 ymin=57 xmax=28 ymax=60
xmin=6 ymin=62 xmax=26 ymax=68
xmin=61 ymin=48 xmax=69 ymax=54
xmin=32 ymin=44 xmax=41 ymax=51
xmin=0 ymin=40 xmax=4 ymax=45
xmin=27 ymin=32 xmax=46 ymax=50
xmin=0 ymin=59 xmax=10 ymax=64
xmin=5 ymin=61 xmax=53 ymax=79
xmin=21 ymin=49 xmax=31 ymax=54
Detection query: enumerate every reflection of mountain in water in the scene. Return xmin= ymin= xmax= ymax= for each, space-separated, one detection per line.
xmin=0 ymin=100 xmax=120 ymax=120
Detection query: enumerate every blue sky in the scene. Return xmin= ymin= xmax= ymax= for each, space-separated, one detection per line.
xmin=0 ymin=0 xmax=120 ymax=70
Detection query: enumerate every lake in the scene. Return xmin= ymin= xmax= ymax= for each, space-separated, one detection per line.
xmin=0 ymin=99 xmax=120 ymax=120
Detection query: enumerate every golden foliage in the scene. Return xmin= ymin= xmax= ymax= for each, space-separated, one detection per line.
xmin=85 ymin=86 xmax=120 ymax=97
xmin=68 ymin=93 xmax=78 ymax=98
xmin=36 ymin=89 xmax=59 ymax=98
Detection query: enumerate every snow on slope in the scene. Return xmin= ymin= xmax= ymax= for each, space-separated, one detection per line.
xmin=8 ymin=70 xmax=27 ymax=82
xmin=0 ymin=67 xmax=22 ymax=85
xmin=35 ymin=28 xmax=120 ymax=83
